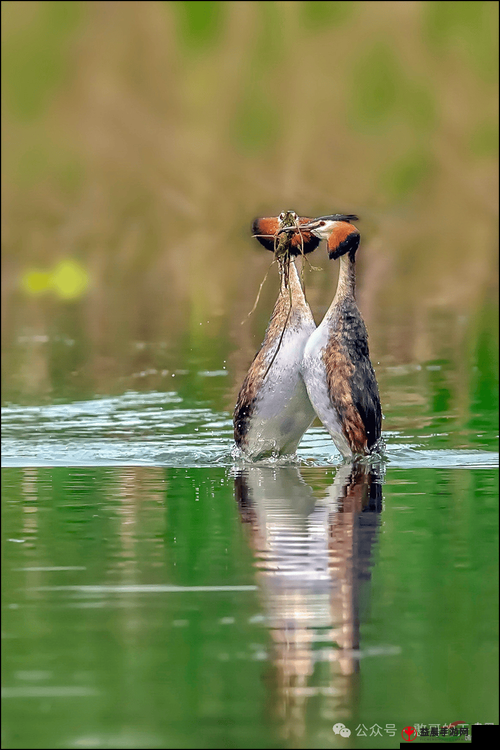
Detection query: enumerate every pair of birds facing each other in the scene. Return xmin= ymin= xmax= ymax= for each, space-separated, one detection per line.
xmin=233 ymin=210 xmax=382 ymax=461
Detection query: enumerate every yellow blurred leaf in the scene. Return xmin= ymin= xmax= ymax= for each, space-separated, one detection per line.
xmin=51 ymin=259 xmax=89 ymax=300
xmin=20 ymin=269 xmax=52 ymax=295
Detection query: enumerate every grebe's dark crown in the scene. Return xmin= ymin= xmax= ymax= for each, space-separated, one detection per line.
xmin=315 ymin=214 xmax=359 ymax=223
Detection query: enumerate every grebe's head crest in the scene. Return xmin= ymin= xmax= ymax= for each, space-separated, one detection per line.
xmin=298 ymin=215 xmax=360 ymax=260
xmin=251 ymin=212 xmax=321 ymax=256
xmin=298 ymin=214 xmax=358 ymax=239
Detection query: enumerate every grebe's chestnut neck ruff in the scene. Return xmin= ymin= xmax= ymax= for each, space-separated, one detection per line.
xmin=298 ymin=216 xmax=382 ymax=457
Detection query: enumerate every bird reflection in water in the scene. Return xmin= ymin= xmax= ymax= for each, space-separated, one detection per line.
xmin=234 ymin=463 xmax=383 ymax=743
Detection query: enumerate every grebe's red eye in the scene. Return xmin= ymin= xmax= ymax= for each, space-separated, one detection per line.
xmin=320 ymin=221 xmax=326 ymax=226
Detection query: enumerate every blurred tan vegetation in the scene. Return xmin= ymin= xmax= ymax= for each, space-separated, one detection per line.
xmin=1 ymin=1 xmax=498 ymax=402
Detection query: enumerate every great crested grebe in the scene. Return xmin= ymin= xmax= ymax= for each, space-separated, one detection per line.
xmin=283 ymin=215 xmax=382 ymax=458
xmin=233 ymin=211 xmax=320 ymax=460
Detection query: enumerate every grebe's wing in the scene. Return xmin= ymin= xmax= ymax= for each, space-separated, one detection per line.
xmin=324 ymin=302 xmax=381 ymax=453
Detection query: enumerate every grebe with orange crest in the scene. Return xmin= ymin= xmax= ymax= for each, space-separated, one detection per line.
xmin=281 ymin=214 xmax=382 ymax=458
xmin=233 ymin=210 xmax=320 ymax=460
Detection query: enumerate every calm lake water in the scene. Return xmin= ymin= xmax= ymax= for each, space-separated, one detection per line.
xmin=2 ymin=305 xmax=498 ymax=749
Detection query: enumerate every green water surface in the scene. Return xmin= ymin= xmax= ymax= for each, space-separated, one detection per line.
xmin=1 ymin=462 xmax=498 ymax=749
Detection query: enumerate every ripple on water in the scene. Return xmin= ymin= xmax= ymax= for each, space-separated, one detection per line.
xmin=1 ymin=391 xmax=498 ymax=469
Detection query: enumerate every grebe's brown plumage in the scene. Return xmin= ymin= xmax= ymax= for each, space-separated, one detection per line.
xmin=233 ymin=260 xmax=314 ymax=450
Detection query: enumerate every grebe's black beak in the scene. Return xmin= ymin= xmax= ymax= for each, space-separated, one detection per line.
xmin=277 ymin=214 xmax=359 ymax=236
xmin=292 ymin=219 xmax=324 ymax=232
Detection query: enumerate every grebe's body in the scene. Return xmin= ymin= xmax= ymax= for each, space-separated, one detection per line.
xmin=234 ymin=212 xmax=320 ymax=460
xmin=297 ymin=217 xmax=382 ymax=458
xmin=234 ymin=259 xmax=316 ymax=460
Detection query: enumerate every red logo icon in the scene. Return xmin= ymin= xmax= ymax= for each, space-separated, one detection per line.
xmin=401 ymin=727 xmax=418 ymax=742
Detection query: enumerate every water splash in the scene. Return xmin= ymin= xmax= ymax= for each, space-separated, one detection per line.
xmin=1 ymin=390 xmax=498 ymax=469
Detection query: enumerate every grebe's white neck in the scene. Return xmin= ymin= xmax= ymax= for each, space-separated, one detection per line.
xmin=330 ymin=253 xmax=356 ymax=311
xmin=279 ymin=258 xmax=304 ymax=298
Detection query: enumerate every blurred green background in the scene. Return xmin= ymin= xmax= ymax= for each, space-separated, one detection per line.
xmin=1 ymin=0 xmax=498 ymax=406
